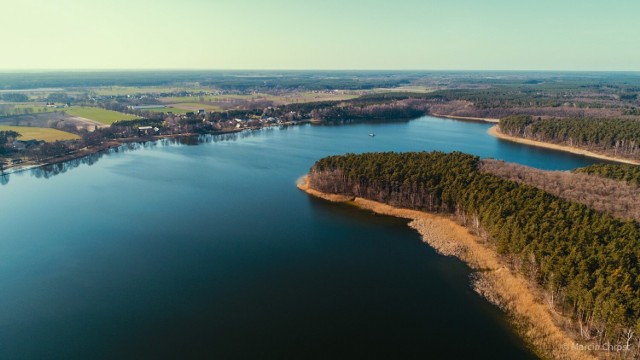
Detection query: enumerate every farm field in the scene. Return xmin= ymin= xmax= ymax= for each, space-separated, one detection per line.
xmin=0 ymin=125 xmax=80 ymax=142
xmin=92 ymin=86 xmax=212 ymax=96
xmin=161 ymin=92 xmax=358 ymax=104
xmin=145 ymin=106 xmax=188 ymax=114
xmin=157 ymin=91 xmax=358 ymax=112
xmin=140 ymin=104 xmax=219 ymax=114
xmin=164 ymin=103 xmax=221 ymax=112
xmin=0 ymin=103 xmax=61 ymax=116
xmin=372 ymin=86 xmax=432 ymax=93
xmin=65 ymin=106 xmax=139 ymax=125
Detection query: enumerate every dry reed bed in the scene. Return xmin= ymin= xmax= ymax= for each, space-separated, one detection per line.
xmin=297 ymin=175 xmax=597 ymax=360
xmin=480 ymin=159 xmax=640 ymax=222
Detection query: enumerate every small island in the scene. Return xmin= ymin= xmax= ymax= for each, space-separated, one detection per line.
xmin=299 ymin=151 xmax=640 ymax=360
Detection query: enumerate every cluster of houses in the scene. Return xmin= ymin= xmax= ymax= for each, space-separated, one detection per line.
xmin=45 ymin=103 xmax=70 ymax=109
xmin=151 ymin=108 xmax=300 ymax=135
xmin=216 ymin=116 xmax=282 ymax=129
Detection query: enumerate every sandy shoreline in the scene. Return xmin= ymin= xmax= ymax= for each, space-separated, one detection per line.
xmin=431 ymin=113 xmax=500 ymax=123
xmin=297 ymin=175 xmax=596 ymax=360
xmin=488 ymin=125 xmax=640 ymax=165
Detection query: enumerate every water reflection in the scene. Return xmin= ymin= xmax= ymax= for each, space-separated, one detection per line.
xmin=0 ymin=116 xmax=601 ymax=186
xmin=0 ymin=119 xmax=424 ymax=186
xmin=4 ymin=134 xmax=248 ymax=184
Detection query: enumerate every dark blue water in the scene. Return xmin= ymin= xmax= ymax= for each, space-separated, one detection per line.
xmin=0 ymin=117 xmax=601 ymax=359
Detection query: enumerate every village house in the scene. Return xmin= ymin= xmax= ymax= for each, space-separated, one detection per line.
xmin=138 ymin=126 xmax=159 ymax=136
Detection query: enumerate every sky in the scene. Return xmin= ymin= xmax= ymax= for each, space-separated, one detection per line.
xmin=1 ymin=0 xmax=638 ymax=71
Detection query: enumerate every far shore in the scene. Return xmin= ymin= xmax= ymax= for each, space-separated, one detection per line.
xmin=0 ymin=129 xmax=245 ymax=175
xmin=297 ymin=175 xmax=596 ymax=360
xmin=488 ymin=125 xmax=640 ymax=165
xmin=430 ymin=113 xmax=500 ymax=123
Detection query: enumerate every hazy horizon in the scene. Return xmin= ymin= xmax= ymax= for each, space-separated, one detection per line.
xmin=1 ymin=69 xmax=640 ymax=74
xmin=1 ymin=0 xmax=639 ymax=71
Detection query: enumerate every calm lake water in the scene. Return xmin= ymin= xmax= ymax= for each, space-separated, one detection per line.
xmin=0 ymin=117 xmax=601 ymax=359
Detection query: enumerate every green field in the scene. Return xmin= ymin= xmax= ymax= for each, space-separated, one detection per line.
xmin=0 ymin=125 xmax=80 ymax=142
xmin=65 ymin=107 xmax=139 ymax=125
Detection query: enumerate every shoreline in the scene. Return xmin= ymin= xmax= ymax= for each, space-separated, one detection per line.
xmin=297 ymin=175 xmax=596 ymax=360
xmin=430 ymin=113 xmax=500 ymax=123
xmin=0 ymin=129 xmax=245 ymax=175
xmin=488 ymin=125 xmax=640 ymax=165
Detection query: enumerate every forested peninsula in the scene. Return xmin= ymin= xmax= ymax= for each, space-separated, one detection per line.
xmin=302 ymin=151 xmax=640 ymax=360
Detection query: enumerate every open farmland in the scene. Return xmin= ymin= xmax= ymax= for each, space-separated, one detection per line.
xmin=65 ymin=106 xmax=139 ymax=125
xmin=163 ymin=103 xmax=221 ymax=112
xmin=157 ymin=91 xmax=358 ymax=111
xmin=0 ymin=125 xmax=80 ymax=142
xmin=145 ymin=106 xmax=188 ymax=114
xmin=92 ymin=86 xmax=212 ymax=96
xmin=0 ymin=112 xmax=103 ymax=130
xmin=0 ymin=103 xmax=61 ymax=116
xmin=161 ymin=92 xmax=358 ymax=105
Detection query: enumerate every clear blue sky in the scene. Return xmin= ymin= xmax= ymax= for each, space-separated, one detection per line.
xmin=1 ymin=0 xmax=638 ymax=70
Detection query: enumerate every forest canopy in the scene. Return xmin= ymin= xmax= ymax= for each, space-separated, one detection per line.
xmin=499 ymin=115 xmax=640 ymax=160
xmin=574 ymin=163 xmax=640 ymax=187
xmin=309 ymin=151 xmax=640 ymax=347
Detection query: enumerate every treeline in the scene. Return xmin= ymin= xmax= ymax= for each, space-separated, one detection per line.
xmin=309 ymin=99 xmax=428 ymax=122
xmin=0 ymin=71 xmax=416 ymax=91
xmin=500 ymin=115 xmax=640 ymax=160
xmin=111 ymin=118 xmax=164 ymax=128
xmin=0 ymin=130 xmax=20 ymax=155
xmin=309 ymin=151 xmax=640 ymax=350
xmin=574 ymin=163 xmax=640 ymax=187
xmin=203 ymin=76 xmax=411 ymax=91
xmin=423 ymin=81 xmax=640 ymax=109
xmin=426 ymin=100 xmax=625 ymax=120
xmin=1 ymin=93 xmax=29 ymax=102
xmin=480 ymin=159 xmax=640 ymax=222
xmin=207 ymin=93 xmax=432 ymax=123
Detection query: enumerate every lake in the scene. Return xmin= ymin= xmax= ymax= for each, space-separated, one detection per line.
xmin=0 ymin=116 xmax=601 ymax=359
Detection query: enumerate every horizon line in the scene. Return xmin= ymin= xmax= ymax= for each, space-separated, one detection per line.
xmin=1 ymin=68 xmax=640 ymax=74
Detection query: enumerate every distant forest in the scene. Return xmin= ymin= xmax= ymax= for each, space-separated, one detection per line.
xmin=308 ymin=151 xmax=640 ymax=351
xmin=0 ymin=71 xmax=417 ymax=90
xmin=207 ymin=93 xmax=432 ymax=123
xmin=574 ymin=163 xmax=640 ymax=186
xmin=500 ymin=115 xmax=640 ymax=160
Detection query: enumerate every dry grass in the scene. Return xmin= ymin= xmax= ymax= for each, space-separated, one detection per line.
xmin=480 ymin=159 xmax=640 ymax=222
xmin=298 ymin=176 xmax=598 ymax=360
xmin=296 ymin=176 xmax=355 ymax=202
